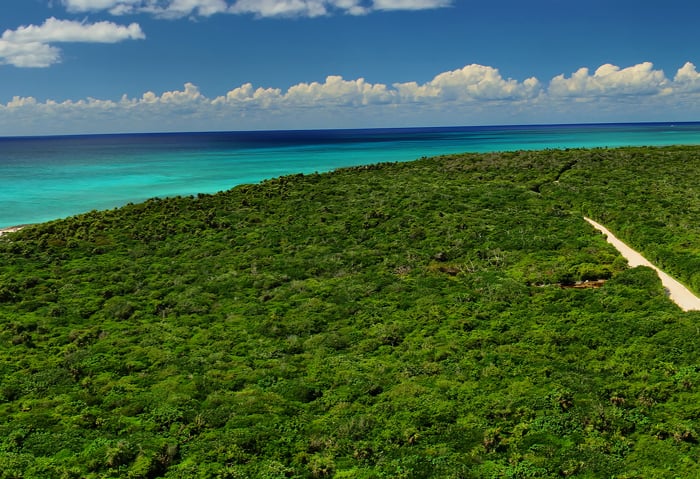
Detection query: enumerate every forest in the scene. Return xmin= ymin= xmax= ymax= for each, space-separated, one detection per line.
xmin=2 ymin=146 xmax=700 ymax=478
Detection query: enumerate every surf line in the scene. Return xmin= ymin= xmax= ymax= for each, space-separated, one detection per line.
xmin=584 ymin=217 xmax=700 ymax=312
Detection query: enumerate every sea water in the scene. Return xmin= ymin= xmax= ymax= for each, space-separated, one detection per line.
xmin=1 ymin=122 xmax=699 ymax=229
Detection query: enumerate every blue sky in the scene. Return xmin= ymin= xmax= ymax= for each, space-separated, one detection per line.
xmin=1 ymin=0 xmax=700 ymax=135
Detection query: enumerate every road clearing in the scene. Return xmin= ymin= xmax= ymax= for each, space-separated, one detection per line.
xmin=585 ymin=217 xmax=700 ymax=312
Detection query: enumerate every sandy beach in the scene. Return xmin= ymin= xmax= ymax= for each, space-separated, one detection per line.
xmin=585 ymin=217 xmax=700 ymax=312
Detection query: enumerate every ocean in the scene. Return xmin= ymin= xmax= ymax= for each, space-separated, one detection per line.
xmin=1 ymin=122 xmax=700 ymax=229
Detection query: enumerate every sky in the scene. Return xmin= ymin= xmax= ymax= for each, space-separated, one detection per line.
xmin=1 ymin=0 xmax=700 ymax=135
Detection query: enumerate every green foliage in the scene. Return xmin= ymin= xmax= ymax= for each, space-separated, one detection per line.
xmin=2 ymin=146 xmax=700 ymax=477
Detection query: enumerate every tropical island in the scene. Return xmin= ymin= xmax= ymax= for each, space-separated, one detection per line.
xmin=2 ymin=145 xmax=700 ymax=478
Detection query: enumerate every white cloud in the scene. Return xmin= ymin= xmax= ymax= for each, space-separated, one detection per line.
xmin=673 ymin=62 xmax=700 ymax=93
xmin=169 ymin=0 xmax=229 ymax=16
xmin=138 ymin=91 xmax=160 ymax=103
xmin=228 ymin=0 xmax=451 ymax=17
xmin=61 ymin=0 xmax=138 ymax=11
xmin=0 ymin=41 xmax=60 ymax=68
xmin=0 ymin=17 xmax=144 ymax=67
xmin=159 ymin=82 xmax=205 ymax=103
xmin=3 ymin=17 xmax=144 ymax=43
xmin=423 ymin=64 xmax=541 ymax=101
xmin=143 ymin=0 xmax=230 ymax=18
xmin=334 ymin=0 xmax=369 ymax=15
xmin=61 ymin=0 xmax=451 ymax=18
xmin=229 ymin=0 xmax=329 ymax=17
xmin=213 ymin=69 xmax=536 ymax=109
xmin=391 ymin=64 xmax=541 ymax=106
xmin=3 ymin=61 xmax=700 ymax=135
xmin=63 ymin=0 xmax=229 ymax=17
xmin=229 ymin=0 xmax=452 ymax=17
xmin=212 ymin=83 xmax=283 ymax=106
xmin=6 ymin=96 xmax=39 ymax=108
xmin=285 ymin=75 xmax=394 ymax=105
xmin=548 ymin=62 xmax=668 ymax=97
xmin=372 ymin=0 xmax=452 ymax=11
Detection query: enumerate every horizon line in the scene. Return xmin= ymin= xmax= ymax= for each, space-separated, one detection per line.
xmin=2 ymin=120 xmax=699 ymax=141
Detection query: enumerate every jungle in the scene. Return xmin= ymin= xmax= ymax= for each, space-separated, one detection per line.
xmin=2 ymin=146 xmax=700 ymax=478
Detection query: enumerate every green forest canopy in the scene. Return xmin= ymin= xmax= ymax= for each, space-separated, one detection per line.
xmin=2 ymin=146 xmax=700 ymax=478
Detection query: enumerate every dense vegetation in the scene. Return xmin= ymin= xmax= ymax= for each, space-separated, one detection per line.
xmin=2 ymin=146 xmax=700 ymax=478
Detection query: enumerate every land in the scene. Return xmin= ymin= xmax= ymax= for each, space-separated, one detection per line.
xmin=2 ymin=146 xmax=700 ymax=478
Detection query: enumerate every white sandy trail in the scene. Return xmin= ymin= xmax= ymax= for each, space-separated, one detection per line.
xmin=585 ymin=217 xmax=700 ymax=312
xmin=0 ymin=226 xmax=23 ymax=237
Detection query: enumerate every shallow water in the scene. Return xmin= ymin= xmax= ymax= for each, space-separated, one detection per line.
xmin=1 ymin=122 xmax=699 ymax=228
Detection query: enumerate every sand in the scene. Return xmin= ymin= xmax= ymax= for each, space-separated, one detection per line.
xmin=0 ymin=226 xmax=24 ymax=237
xmin=585 ymin=217 xmax=700 ymax=312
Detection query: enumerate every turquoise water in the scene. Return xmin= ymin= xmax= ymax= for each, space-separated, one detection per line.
xmin=1 ymin=123 xmax=699 ymax=229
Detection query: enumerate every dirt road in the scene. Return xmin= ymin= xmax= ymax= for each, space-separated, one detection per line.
xmin=585 ymin=217 xmax=700 ymax=312
xmin=0 ymin=226 xmax=23 ymax=237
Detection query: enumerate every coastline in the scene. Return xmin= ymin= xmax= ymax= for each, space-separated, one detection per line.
xmin=3 ymin=127 xmax=700 ymax=230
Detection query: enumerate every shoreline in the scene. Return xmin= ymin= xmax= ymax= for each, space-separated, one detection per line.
xmin=585 ymin=217 xmax=700 ymax=312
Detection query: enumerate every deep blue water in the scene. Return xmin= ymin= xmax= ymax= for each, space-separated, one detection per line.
xmin=1 ymin=122 xmax=700 ymax=229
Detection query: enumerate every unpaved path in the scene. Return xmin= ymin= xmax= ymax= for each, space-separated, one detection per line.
xmin=0 ymin=226 xmax=23 ymax=237
xmin=585 ymin=217 xmax=700 ymax=312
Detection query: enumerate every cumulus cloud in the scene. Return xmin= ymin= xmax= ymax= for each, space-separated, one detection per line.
xmin=212 ymin=83 xmax=283 ymax=106
xmin=285 ymin=76 xmax=394 ymax=105
xmin=391 ymin=65 xmax=541 ymax=105
xmin=3 ymin=61 xmax=700 ymax=135
xmin=6 ymin=96 xmax=39 ymax=108
xmin=0 ymin=42 xmax=60 ymax=68
xmin=61 ymin=0 xmax=451 ymax=18
xmin=208 ymin=67 xmax=538 ymax=109
xmin=673 ymin=62 xmax=700 ymax=93
xmin=419 ymin=64 xmax=540 ymax=101
xmin=159 ymin=82 xmax=205 ymax=103
xmin=0 ymin=17 xmax=144 ymax=67
xmin=549 ymin=62 xmax=668 ymax=98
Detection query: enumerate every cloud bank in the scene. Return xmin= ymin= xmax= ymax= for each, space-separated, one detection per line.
xmin=2 ymin=62 xmax=699 ymax=135
xmin=61 ymin=0 xmax=452 ymax=18
xmin=0 ymin=17 xmax=144 ymax=67
xmin=3 ymin=1 xmax=448 ymax=67
xmin=549 ymin=62 xmax=668 ymax=98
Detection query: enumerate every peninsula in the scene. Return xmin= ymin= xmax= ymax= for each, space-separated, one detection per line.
xmin=2 ymin=146 xmax=700 ymax=478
